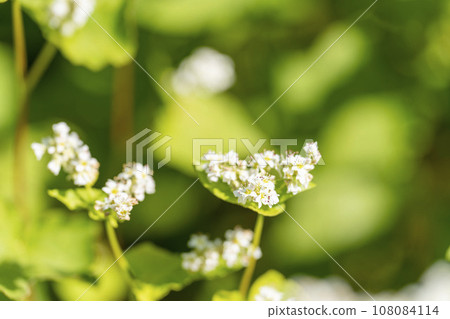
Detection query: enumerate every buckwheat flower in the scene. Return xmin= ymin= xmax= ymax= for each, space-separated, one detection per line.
xmin=117 ymin=163 xmax=155 ymax=201
xmin=48 ymin=0 xmax=96 ymax=37
xmin=222 ymin=226 xmax=262 ymax=268
xmin=253 ymin=150 xmax=280 ymax=170
xmin=32 ymin=122 xmax=99 ymax=186
xmin=188 ymin=234 xmax=212 ymax=251
xmin=225 ymin=227 xmax=253 ymax=248
xmin=281 ymin=154 xmax=314 ymax=195
xmin=181 ymin=252 xmax=203 ymax=273
xmin=172 ymin=47 xmax=235 ymax=96
xmin=203 ymin=250 xmax=221 ymax=273
xmin=254 ymin=286 xmax=284 ymax=301
xmin=234 ymin=173 xmax=279 ymax=208
xmin=110 ymin=192 xmax=138 ymax=221
xmin=303 ymin=141 xmax=322 ymax=165
xmin=182 ymin=234 xmax=222 ymax=274
xmin=182 ymin=226 xmax=262 ymax=275
xmin=94 ymin=162 xmax=155 ymax=221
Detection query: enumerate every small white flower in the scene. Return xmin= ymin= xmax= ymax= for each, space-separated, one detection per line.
xmin=48 ymin=0 xmax=96 ymax=37
xmin=94 ymin=162 xmax=156 ymax=221
xmin=303 ymin=141 xmax=322 ymax=165
xmin=31 ymin=143 xmax=47 ymax=160
xmin=254 ymin=286 xmax=284 ymax=301
xmin=253 ymin=150 xmax=280 ymax=170
xmin=182 ymin=226 xmax=261 ymax=274
xmin=234 ymin=173 xmax=279 ymax=208
xmin=172 ymin=47 xmax=235 ymax=96
xmin=52 ymin=121 xmax=70 ymax=136
xmin=32 ymin=122 xmax=99 ymax=186
xmin=188 ymin=234 xmax=211 ymax=251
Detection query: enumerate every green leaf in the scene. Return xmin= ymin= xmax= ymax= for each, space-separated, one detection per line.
xmin=53 ymin=248 xmax=128 ymax=301
xmin=248 ymin=269 xmax=300 ymax=301
xmin=126 ymin=243 xmax=194 ymax=301
xmin=135 ymin=0 xmax=250 ymax=34
xmin=21 ymin=0 xmax=137 ymax=70
xmin=212 ymin=290 xmax=243 ymax=301
xmin=48 ymin=188 xmax=105 ymax=211
xmin=26 ymin=211 xmax=100 ymax=279
xmin=153 ymin=94 xmax=265 ymax=176
xmin=196 ymin=167 xmax=315 ymax=217
xmin=446 ymin=247 xmax=450 ymax=262
xmin=0 ymin=262 xmax=31 ymax=300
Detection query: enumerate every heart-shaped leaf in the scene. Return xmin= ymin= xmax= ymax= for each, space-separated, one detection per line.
xmin=21 ymin=0 xmax=136 ymax=70
xmin=126 ymin=243 xmax=194 ymax=301
xmin=195 ymin=167 xmax=315 ymax=217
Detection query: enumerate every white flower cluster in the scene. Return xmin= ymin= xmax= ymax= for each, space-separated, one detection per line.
xmin=94 ymin=163 xmax=155 ymax=221
xmin=182 ymin=227 xmax=262 ymax=275
xmin=199 ymin=142 xmax=321 ymax=208
xmin=31 ymin=122 xmax=99 ymax=186
xmin=48 ymin=0 xmax=96 ymax=36
xmin=171 ymin=47 xmax=235 ymax=96
xmin=233 ymin=173 xmax=279 ymax=208
xmin=254 ymin=286 xmax=284 ymax=301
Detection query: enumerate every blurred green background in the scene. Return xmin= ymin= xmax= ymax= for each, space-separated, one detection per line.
xmin=0 ymin=0 xmax=449 ymax=300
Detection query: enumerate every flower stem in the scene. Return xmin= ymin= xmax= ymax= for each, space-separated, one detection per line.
xmin=105 ymin=221 xmax=130 ymax=274
xmin=110 ymin=63 xmax=134 ymax=151
xmin=12 ymin=0 xmax=29 ymax=220
xmin=26 ymin=42 xmax=57 ymax=94
xmin=12 ymin=0 xmax=27 ymax=79
xmin=239 ymin=214 xmax=264 ymax=299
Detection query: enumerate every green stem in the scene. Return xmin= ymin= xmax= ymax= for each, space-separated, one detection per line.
xmin=239 ymin=214 xmax=265 ymax=299
xmin=110 ymin=63 xmax=135 ymax=150
xmin=105 ymin=221 xmax=130 ymax=274
xmin=12 ymin=0 xmax=29 ymax=221
xmin=12 ymin=0 xmax=26 ymax=79
xmin=26 ymin=42 xmax=57 ymax=94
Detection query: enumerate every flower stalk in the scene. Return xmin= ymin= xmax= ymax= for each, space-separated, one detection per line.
xmin=239 ymin=213 xmax=264 ymax=298
xmin=12 ymin=0 xmax=29 ymax=220
xmin=105 ymin=221 xmax=131 ymax=276
xmin=26 ymin=42 xmax=57 ymax=94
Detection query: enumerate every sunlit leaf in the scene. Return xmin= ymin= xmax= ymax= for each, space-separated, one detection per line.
xmin=212 ymin=290 xmax=243 ymax=301
xmin=53 ymin=246 xmax=128 ymax=301
xmin=248 ymin=269 xmax=299 ymax=301
xmin=21 ymin=0 xmax=136 ymax=70
xmin=27 ymin=211 xmax=100 ymax=279
xmin=0 ymin=262 xmax=31 ymax=300
xmin=126 ymin=243 xmax=194 ymax=301
xmin=48 ymin=188 xmax=105 ymax=211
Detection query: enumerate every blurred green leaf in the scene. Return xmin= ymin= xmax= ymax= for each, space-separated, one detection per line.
xmin=27 ymin=211 xmax=100 ymax=279
xmin=212 ymin=290 xmax=243 ymax=301
xmin=0 ymin=44 xmax=18 ymax=131
xmin=135 ymin=0 xmax=250 ymax=34
xmin=21 ymin=0 xmax=136 ymax=70
xmin=0 ymin=262 xmax=31 ymax=300
xmin=153 ymin=94 xmax=265 ymax=176
xmin=248 ymin=269 xmax=285 ymax=301
xmin=127 ymin=242 xmax=194 ymax=300
xmin=53 ymin=246 xmax=128 ymax=301
xmin=0 ymin=202 xmax=27 ymax=263
xmin=274 ymin=25 xmax=368 ymax=113
xmin=248 ymin=269 xmax=299 ymax=301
